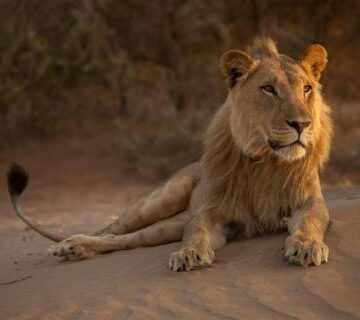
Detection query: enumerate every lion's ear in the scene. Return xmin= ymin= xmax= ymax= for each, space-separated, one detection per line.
xmin=300 ymin=44 xmax=328 ymax=81
xmin=220 ymin=50 xmax=255 ymax=87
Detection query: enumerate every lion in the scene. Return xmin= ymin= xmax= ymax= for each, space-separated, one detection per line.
xmin=8 ymin=37 xmax=332 ymax=271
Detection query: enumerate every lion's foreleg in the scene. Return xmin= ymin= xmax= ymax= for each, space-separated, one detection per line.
xmin=49 ymin=210 xmax=191 ymax=260
xmin=168 ymin=211 xmax=227 ymax=271
xmin=285 ymin=197 xmax=330 ymax=267
xmin=94 ymin=163 xmax=199 ymax=236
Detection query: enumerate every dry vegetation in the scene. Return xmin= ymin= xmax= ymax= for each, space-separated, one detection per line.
xmin=0 ymin=0 xmax=359 ymax=180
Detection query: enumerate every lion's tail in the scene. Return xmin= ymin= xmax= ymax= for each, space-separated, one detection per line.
xmin=7 ymin=163 xmax=67 ymax=242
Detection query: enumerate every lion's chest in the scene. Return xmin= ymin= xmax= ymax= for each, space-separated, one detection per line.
xmin=230 ymin=171 xmax=307 ymax=236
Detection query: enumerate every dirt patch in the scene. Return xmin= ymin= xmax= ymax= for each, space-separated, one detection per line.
xmin=0 ymin=138 xmax=359 ymax=319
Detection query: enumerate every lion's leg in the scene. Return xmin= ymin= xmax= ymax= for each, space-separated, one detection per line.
xmin=49 ymin=210 xmax=191 ymax=260
xmin=94 ymin=163 xmax=199 ymax=236
xmin=285 ymin=197 xmax=330 ymax=267
xmin=168 ymin=211 xmax=227 ymax=272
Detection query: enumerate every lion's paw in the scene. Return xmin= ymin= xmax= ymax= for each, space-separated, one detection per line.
xmin=168 ymin=246 xmax=214 ymax=272
xmin=48 ymin=235 xmax=98 ymax=261
xmin=285 ymin=234 xmax=329 ymax=267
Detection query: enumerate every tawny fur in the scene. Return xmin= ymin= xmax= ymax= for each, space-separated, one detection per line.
xmin=8 ymin=37 xmax=333 ymax=271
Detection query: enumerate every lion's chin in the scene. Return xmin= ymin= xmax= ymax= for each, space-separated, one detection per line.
xmin=274 ymin=144 xmax=306 ymax=162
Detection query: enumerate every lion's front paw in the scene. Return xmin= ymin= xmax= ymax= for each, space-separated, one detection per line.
xmin=168 ymin=246 xmax=215 ymax=272
xmin=48 ymin=235 xmax=98 ymax=261
xmin=285 ymin=234 xmax=329 ymax=267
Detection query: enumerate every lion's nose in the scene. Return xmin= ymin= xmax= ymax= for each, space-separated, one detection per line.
xmin=286 ymin=120 xmax=311 ymax=134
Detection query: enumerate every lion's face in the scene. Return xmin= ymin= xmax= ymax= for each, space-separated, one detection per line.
xmin=220 ymin=41 xmax=327 ymax=162
xmin=230 ymin=59 xmax=317 ymax=162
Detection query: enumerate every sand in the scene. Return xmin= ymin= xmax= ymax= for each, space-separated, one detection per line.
xmin=0 ymin=139 xmax=359 ymax=320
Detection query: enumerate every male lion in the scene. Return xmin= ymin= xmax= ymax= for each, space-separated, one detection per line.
xmin=8 ymin=38 xmax=332 ymax=271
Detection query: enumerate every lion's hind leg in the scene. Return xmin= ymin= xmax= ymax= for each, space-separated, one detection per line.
xmin=49 ymin=210 xmax=191 ymax=261
xmin=94 ymin=163 xmax=199 ymax=237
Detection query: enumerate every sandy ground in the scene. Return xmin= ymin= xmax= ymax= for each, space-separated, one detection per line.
xmin=0 ymin=138 xmax=359 ymax=320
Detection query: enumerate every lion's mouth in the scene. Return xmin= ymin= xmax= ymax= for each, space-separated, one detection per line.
xmin=268 ymin=140 xmax=306 ymax=151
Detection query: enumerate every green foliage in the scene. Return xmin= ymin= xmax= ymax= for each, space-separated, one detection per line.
xmin=0 ymin=0 xmax=359 ymax=177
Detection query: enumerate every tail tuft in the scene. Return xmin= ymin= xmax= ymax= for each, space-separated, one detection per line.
xmin=7 ymin=163 xmax=29 ymax=198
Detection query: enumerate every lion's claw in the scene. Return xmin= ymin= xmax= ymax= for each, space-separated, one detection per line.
xmin=48 ymin=235 xmax=97 ymax=261
xmin=285 ymin=235 xmax=329 ymax=267
xmin=168 ymin=246 xmax=214 ymax=272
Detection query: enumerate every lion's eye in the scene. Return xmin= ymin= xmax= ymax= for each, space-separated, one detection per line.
xmin=304 ymin=85 xmax=312 ymax=94
xmin=261 ymin=85 xmax=277 ymax=95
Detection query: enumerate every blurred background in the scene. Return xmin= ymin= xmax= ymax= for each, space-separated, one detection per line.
xmin=0 ymin=0 xmax=359 ymax=183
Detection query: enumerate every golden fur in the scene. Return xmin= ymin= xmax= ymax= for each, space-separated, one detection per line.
xmin=8 ymin=38 xmax=333 ymax=271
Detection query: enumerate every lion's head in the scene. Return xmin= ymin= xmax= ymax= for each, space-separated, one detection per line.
xmin=220 ymin=38 xmax=329 ymax=162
